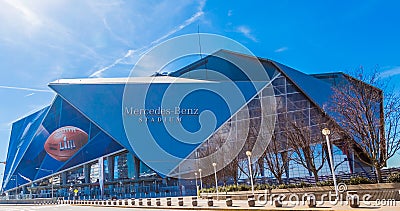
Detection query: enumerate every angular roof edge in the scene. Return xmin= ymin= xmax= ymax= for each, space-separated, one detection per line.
xmin=48 ymin=76 xmax=215 ymax=85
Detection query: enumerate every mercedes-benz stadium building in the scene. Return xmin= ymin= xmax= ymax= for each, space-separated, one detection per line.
xmin=1 ymin=50 xmax=381 ymax=200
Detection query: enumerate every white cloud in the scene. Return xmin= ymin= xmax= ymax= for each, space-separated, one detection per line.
xmin=3 ymin=0 xmax=42 ymax=26
xmin=227 ymin=10 xmax=233 ymax=17
xmin=237 ymin=25 xmax=257 ymax=42
xmin=0 ymin=0 xmax=207 ymax=80
xmin=102 ymin=17 xmax=131 ymax=46
xmin=274 ymin=47 xmax=288 ymax=53
xmin=0 ymin=0 xmax=105 ymax=83
xmin=90 ymin=0 xmax=206 ymax=78
xmin=380 ymin=66 xmax=400 ymax=78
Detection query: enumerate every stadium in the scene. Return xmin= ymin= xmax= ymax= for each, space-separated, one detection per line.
xmin=1 ymin=50 xmax=381 ymax=199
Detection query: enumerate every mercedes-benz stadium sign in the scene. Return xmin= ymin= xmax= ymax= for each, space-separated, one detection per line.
xmin=122 ymin=33 xmax=277 ymax=179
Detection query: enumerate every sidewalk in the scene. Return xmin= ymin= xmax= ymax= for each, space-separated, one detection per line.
xmin=70 ymin=196 xmax=400 ymax=211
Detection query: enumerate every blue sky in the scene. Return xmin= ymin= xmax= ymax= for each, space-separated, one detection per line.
xmin=1 ymin=0 xmax=400 ymax=185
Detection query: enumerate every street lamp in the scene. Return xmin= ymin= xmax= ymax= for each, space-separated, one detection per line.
xmin=10 ymin=175 xmax=17 ymax=199
xmin=194 ymin=172 xmax=198 ymax=195
xmin=322 ymin=128 xmax=338 ymax=197
xmin=36 ymin=168 xmax=54 ymax=199
xmin=198 ymin=169 xmax=203 ymax=191
xmin=246 ymin=151 xmax=255 ymax=195
xmin=212 ymin=163 xmax=218 ymax=200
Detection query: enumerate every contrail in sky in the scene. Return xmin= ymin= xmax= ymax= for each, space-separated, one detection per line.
xmin=0 ymin=85 xmax=52 ymax=93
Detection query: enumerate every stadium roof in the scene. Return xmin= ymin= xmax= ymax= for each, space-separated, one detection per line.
xmin=49 ymin=76 xmax=215 ymax=85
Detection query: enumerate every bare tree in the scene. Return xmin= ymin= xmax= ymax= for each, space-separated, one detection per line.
xmin=263 ymin=132 xmax=291 ymax=184
xmin=285 ymin=120 xmax=328 ymax=183
xmin=237 ymin=156 xmax=260 ymax=180
xmin=329 ymin=69 xmax=400 ymax=182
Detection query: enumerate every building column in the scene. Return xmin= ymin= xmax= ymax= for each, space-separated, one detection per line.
xmin=107 ymin=156 xmax=114 ymax=181
xmin=84 ymin=164 xmax=90 ymax=184
xmin=61 ymin=172 xmax=67 ymax=186
xmin=99 ymin=157 xmax=104 ymax=199
xmin=352 ymin=154 xmax=374 ymax=176
xmin=342 ymin=147 xmax=354 ymax=174
xmin=134 ymin=156 xmax=141 ymax=179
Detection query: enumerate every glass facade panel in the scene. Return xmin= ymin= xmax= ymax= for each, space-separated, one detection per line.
xmin=183 ymin=67 xmax=350 ymax=185
xmin=114 ymin=153 xmax=128 ymax=180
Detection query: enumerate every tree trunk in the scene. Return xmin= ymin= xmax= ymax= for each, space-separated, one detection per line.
xmin=312 ymin=169 xmax=319 ymax=183
xmin=375 ymin=165 xmax=383 ymax=183
xmin=277 ymin=176 xmax=283 ymax=185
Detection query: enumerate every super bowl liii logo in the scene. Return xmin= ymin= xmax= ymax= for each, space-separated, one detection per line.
xmin=123 ymin=106 xmax=199 ymax=123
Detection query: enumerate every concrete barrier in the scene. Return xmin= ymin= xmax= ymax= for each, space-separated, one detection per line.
xmin=247 ymin=195 xmax=255 ymax=207
xmin=226 ymin=195 xmax=233 ymax=207
xmin=207 ymin=196 xmax=213 ymax=207
xmin=192 ymin=196 xmax=197 ymax=206
xmin=178 ymin=197 xmax=184 ymax=206
xmin=306 ymin=193 xmax=316 ymax=208
xmin=273 ymin=195 xmax=283 ymax=207
xmin=347 ymin=191 xmax=360 ymax=208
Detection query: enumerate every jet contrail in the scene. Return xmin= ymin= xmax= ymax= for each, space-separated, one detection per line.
xmin=0 ymin=85 xmax=52 ymax=93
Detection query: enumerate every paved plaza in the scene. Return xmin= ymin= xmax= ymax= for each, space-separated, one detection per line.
xmin=1 ymin=196 xmax=400 ymax=211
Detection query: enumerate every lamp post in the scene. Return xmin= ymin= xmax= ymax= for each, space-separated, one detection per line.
xmin=322 ymin=128 xmax=338 ymax=197
xmin=198 ymin=169 xmax=203 ymax=191
xmin=36 ymin=168 xmax=54 ymax=199
xmin=10 ymin=175 xmax=17 ymax=199
xmin=194 ymin=172 xmax=198 ymax=191
xmin=212 ymin=163 xmax=218 ymax=200
xmin=246 ymin=151 xmax=255 ymax=195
